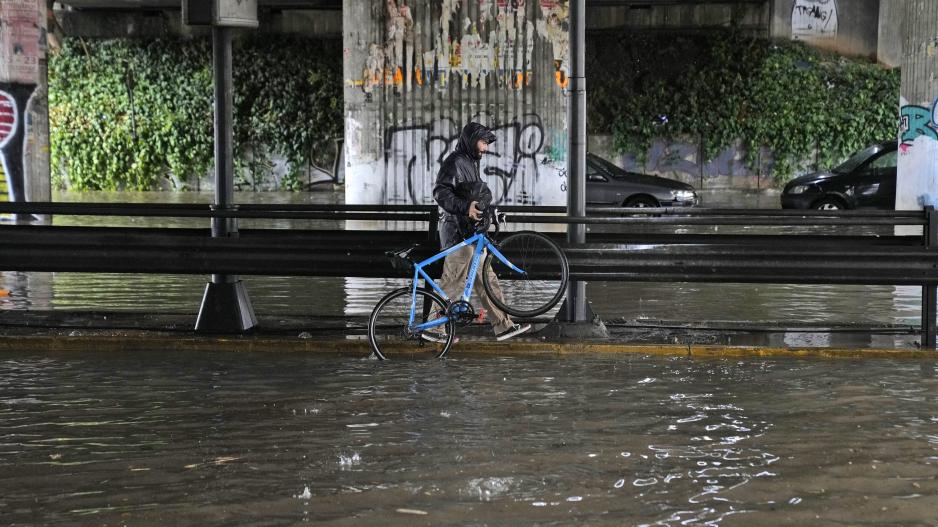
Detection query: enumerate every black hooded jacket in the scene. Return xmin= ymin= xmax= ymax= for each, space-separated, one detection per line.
xmin=433 ymin=122 xmax=496 ymax=249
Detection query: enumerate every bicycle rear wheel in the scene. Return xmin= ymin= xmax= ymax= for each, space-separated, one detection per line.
xmin=368 ymin=287 xmax=456 ymax=360
xmin=483 ymin=231 xmax=569 ymax=318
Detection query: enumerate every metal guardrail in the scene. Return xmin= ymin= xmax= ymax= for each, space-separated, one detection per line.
xmin=1 ymin=202 xmax=936 ymax=346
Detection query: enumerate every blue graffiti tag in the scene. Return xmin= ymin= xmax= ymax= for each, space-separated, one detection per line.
xmin=900 ymin=104 xmax=938 ymax=145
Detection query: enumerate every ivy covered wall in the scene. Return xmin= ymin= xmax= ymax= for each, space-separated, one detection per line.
xmin=48 ymin=31 xmax=897 ymax=191
xmin=49 ymin=36 xmax=342 ymax=191
xmin=588 ymin=31 xmax=899 ymax=185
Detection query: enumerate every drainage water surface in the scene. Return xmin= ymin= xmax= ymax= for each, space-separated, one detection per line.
xmin=2 ymin=351 xmax=937 ymax=525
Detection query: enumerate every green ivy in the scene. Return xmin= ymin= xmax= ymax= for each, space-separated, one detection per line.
xmin=49 ymin=36 xmax=341 ymax=191
xmin=588 ymin=32 xmax=899 ymax=181
xmin=51 ymin=32 xmax=896 ymax=189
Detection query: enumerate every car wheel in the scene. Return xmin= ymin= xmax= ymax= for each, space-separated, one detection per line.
xmin=813 ymin=197 xmax=847 ymax=210
xmin=624 ymin=196 xmax=659 ymax=208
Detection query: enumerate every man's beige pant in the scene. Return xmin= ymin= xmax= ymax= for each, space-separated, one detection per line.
xmin=439 ymin=245 xmax=514 ymax=334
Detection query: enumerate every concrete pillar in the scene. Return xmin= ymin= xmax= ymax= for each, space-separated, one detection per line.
xmin=342 ymin=0 xmax=568 ymax=209
xmin=0 ymin=0 xmax=51 ymax=209
xmin=896 ymin=0 xmax=938 ymax=211
xmin=770 ymin=0 xmax=880 ymax=59
xmin=895 ymin=0 xmax=938 ymax=348
xmin=877 ymin=0 xmax=904 ymax=66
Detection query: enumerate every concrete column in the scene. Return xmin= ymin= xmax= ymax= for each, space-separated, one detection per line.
xmin=877 ymin=0 xmax=904 ymax=66
xmin=0 ymin=0 xmax=50 ymax=212
xmin=895 ymin=0 xmax=938 ymax=348
xmin=25 ymin=61 xmax=51 ymax=205
xmin=896 ymin=0 xmax=938 ymax=211
xmin=770 ymin=0 xmax=881 ymax=59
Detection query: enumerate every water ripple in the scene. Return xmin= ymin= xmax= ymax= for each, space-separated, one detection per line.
xmin=0 ymin=354 xmax=936 ymax=526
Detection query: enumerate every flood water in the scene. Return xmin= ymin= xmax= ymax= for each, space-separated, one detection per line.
xmin=2 ymin=352 xmax=938 ymax=526
xmin=0 ymin=190 xmax=925 ymax=348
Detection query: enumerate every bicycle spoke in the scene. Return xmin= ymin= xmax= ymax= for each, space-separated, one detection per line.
xmin=368 ymin=287 xmax=456 ymax=359
xmin=484 ymin=232 xmax=569 ymax=318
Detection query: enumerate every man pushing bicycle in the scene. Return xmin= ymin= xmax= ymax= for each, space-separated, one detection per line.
xmin=430 ymin=122 xmax=532 ymax=342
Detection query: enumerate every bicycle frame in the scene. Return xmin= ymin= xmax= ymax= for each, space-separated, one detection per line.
xmin=405 ymin=232 xmax=525 ymax=333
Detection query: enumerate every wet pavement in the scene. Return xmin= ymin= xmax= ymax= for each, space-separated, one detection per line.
xmin=0 ymin=307 xmax=925 ymax=358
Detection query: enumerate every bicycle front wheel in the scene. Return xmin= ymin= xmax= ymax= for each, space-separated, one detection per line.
xmin=368 ymin=287 xmax=456 ymax=360
xmin=483 ymin=231 xmax=569 ymax=318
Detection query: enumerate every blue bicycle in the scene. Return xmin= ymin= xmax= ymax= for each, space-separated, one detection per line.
xmin=367 ymin=209 xmax=569 ymax=359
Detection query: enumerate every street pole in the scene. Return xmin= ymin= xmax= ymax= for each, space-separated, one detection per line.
xmin=213 ymin=26 xmax=233 ymax=242
xmin=195 ymin=25 xmax=257 ymax=333
xmin=566 ymin=0 xmax=588 ymax=322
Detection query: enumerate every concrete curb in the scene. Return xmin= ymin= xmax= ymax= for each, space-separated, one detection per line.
xmin=0 ymin=335 xmax=935 ymax=359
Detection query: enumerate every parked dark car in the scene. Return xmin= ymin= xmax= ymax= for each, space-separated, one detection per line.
xmin=585 ymin=153 xmax=698 ymax=207
xmin=781 ymin=140 xmax=898 ymax=210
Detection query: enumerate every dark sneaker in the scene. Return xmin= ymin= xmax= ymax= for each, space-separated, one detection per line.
xmin=421 ymin=332 xmax=458 ymax=344
xmin=496 ymin=323 xmax=531 ymax=341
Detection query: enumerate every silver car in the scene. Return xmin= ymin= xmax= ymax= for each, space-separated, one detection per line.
xmin=586 ymin=153 xmax=699 ymax=207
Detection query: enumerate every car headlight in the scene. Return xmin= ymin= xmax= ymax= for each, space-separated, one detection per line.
xmin=787 ymin=185 xmax=810 ymax=194
xmin=670 ymin=189 xmax=696 ymax=201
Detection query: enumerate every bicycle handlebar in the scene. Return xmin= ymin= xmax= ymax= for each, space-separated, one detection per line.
xmin=474 ymin=206 xmax=504 ymax=236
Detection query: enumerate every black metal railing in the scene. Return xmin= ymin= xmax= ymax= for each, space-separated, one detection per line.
xmin=1 ymin=202 xmax=935 ymax=345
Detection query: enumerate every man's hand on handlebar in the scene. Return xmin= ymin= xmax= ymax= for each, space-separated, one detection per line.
xmin=468 ymin=201 xmax=483 ymax=221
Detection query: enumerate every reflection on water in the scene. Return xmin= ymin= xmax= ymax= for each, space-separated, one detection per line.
xmin=2 ymin=353 xmax=938 ymax=525
xmin=1 ymin=272 xmax=921 ymax=328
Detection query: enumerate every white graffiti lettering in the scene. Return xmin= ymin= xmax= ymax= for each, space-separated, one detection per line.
xmin=383 ymin=115 xmax=556 ymax=206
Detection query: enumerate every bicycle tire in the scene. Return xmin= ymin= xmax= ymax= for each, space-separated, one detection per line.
xmin=482 ymin=231 xmax=569 ymax=318
xmin=368 ymin=287 xmax=456 ymax=360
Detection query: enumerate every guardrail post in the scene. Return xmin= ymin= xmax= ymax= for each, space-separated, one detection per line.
xmin=922 ymin=205 xmax=938 ymax=349
xmin=424 ymin=206 xmax=440 ymax=317
xmin=924 ymin=206 xmax=937 ymax=348
xmin=428 ymin=206 xmax=439 ymax=244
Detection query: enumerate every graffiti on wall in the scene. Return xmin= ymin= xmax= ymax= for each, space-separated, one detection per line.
xmin=899 ymin=102 xmax=938 ymax=152
xmin=0 ymin=86 xmax=36 ymax=203
xmin=618 ymin=140 xmax=763 ymax=182
xmin=897 ymin=97 xmax=938 ymax=211
xmin=0 ymin=90 xmax=18 ymax=203
xmin=0 ymin=0 xmax=45 ymax=203
xmin=352 ymin=0 xmax=569 ymax=96
xmin=0 ymin=162 xmax=7 ymax=204
xmin=382 ymin=114 xmax=563 ymax=206
xmin=791 ymin=0 xmax=838 ymax=40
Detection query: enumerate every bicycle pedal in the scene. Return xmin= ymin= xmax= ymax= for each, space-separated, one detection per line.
xmin=474 ymin=309 xmax=487 ymax=323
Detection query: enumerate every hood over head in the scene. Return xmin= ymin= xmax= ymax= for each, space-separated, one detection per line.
xmin=455 ymin=122 xmax=497 ymax=160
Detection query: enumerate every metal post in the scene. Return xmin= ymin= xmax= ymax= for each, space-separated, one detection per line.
xmin=924 ymin=206 xmax=937 ymax=348
xmin=565 ymin=0 xmax=588 ymax=323
xmin=213 ymin=26 xmax=233 ymax=240
xmin=195 ymin=26 xmax=257 ymax=333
